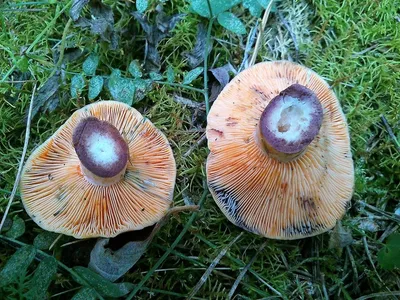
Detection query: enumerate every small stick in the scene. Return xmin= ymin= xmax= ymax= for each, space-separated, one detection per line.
xmin=249 ymin=0 xmax=275 ymax=66
xmin=173 ymin=95 xmax=204 ymax=109
xmin=167 ymin=205 xmax=200 ymax=215
xmin=184 ymin=132 xmax=207 ymax=157
xmin=381 ymin=114 xmax=400 ymax=151
xmin=0 ymin=84 xmax=37 ymax=232
xmin=362 ymin=236 xmax=384 ymax=283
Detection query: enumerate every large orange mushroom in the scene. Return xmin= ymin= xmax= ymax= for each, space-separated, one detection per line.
xmin=206 ymin=61 xmax=354 ymax=240
xmin=20 ymin=101 xmax=176 ymax=239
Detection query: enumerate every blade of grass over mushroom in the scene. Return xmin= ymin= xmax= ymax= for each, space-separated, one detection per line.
xmin=126 ymin=186 xmax=208 ymax=299
xmin=249 ymin=0 xmax=275 ymax=66
xmin=187 ymin=233 xmax=244 ymax=299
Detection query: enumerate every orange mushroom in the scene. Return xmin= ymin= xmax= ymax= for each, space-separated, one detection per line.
xmin=206 ymin=61 xmax=354 ymax=240
xmin=20 ymin=101 xmax=176 ymax=239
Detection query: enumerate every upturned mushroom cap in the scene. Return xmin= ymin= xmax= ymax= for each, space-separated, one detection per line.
xmin=206 ymin=61 xmax=354 ymax=240
xmin=20 ymin=101 xmax=176 ymax=239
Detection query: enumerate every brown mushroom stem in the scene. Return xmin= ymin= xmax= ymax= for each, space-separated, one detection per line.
xmin=73 ymin=117 xmax=129 ymax=186
xmin=257 ymin=84 xmax=323 ymax=162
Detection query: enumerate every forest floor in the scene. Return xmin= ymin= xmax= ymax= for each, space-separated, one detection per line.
xmin=1 ymin=0 xmax=400 ymax=299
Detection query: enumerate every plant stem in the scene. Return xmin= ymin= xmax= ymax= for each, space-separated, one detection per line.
xmin=203 ymin=18 xmax=215 ymax=115
xmin=49 ymin=18 xmax=73 ymax=79
xmin=155 ymin=81 xmax=205 ymax=93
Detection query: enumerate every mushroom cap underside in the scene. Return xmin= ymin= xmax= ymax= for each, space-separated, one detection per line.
xmin=20 ymin=101 xmax=176 ymax=239
xmin=206 ymin=61 xmax=354 ymax=240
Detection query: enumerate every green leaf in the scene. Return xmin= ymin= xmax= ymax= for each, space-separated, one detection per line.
xmin=132 ymin=78 xmax=152 ymax=102
xmin=136 ymin=0 xmax=148 ymax=13
xmin=217 ymin=12 xmax=246 ymax=35
xmin=166 ymin=66 xmax=175 ymax=83
xmin=71 ymin=74 xmax=85 ymax=98
xmin=72 ymin=266 xmax=134 ymax=297
xmin=189 ymin=0 xmax=241 ymax=18
xmin=5 ymin=215 xmax=25 ymax=239
xmin=128 ymin=60 xmax=143 ymax=78
xmin=72 ymin=287 xmax=98 ymax=300
xmin=378 ymin=233 xmax=400 ymax=270
xmin=0 ymin=245 xmax=36 ymax=287
xmin=88 ymin=76 xmax=104 ymax=100
xmin=24 ymin=257 xmax=58 ymax=300
xmin=243 ymin=0 xmax=263 ymax=17
xmin=108 ymin=69 xmax=135 ymax=105
xmin=149 ymin=72 xmax=163 ymax=81
xmin=33 ymin=232 xmax=60 ymax=250
xmin=183 ymin=67 xmax=203 ymax=84
xmin=83 ymin=53 xmax=99 ymax=76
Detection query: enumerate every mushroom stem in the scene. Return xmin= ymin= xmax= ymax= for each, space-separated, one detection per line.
xmin=80 ymin=163 xmax=127 ymax=187
xmin=73 ymin=117 xmax=129 ymax=186
xmin=257 ymin=84 xmax=323 ymax=162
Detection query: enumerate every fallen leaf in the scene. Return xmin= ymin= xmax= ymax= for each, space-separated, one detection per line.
xmin=209 ymin=63 xmax=235 ymax=103
xmin=70 ymin=0 xmax=89 ymax=21
xmin=88 ymin=215 xmax=170 ymax=281
xmin=74 ymin=1 xmax=118 ymax=50
xmin=132 ymin=5 xmax=184 ymax=71
xmin=31 ymin=73 xmax=61 ymax=118
xmin=328 ymin=222 xmax=353 ymax=254
xmin=182 ymin=23 xmax=209 ymax=68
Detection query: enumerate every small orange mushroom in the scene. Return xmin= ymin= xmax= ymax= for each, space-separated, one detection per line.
xmin=20 ymin=101 xmax=176 ymax=239
xmin=206 ymin=61 xmax=354 ymax=240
